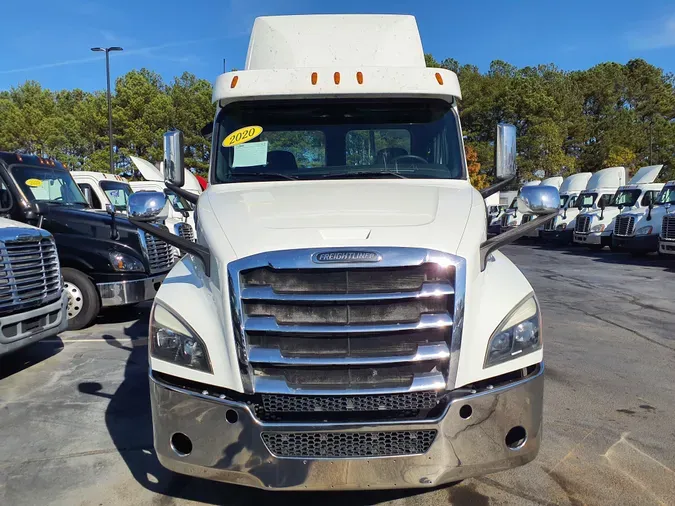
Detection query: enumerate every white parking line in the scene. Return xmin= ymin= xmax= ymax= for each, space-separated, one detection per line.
xmin=39 ymin=338 xmax=147 ymax=344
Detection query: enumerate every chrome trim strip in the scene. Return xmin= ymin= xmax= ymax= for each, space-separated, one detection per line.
xmin=253 ymin=372 xmax=448 ymax=395
xmin=241 ymin=282 xmax=455 ymax=302
xmin=248 ymin=342 xmax=450 ymax=366
xmin=97 ymin=274 xmax=166 ymax=307
xmin=244 ymin=313 xmax=453 ymax=334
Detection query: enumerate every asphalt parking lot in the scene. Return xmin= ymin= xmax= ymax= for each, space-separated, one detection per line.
xmin=1 ymin=243 xmax=675 ymax=506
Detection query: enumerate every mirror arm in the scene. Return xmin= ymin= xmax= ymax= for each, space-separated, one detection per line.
xmin=165 ymin=182 xmax=199 ymax=205
xmin=479 ymin=213 xmax=558 ymax=271
xmin=130 ymin=218 xmax=211 ymax=277
xmin=479 ymin=175 xmax=516 ymax=199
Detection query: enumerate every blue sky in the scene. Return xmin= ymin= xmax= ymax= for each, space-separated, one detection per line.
xmin=1 ymin=0 xmax=674 ymax=92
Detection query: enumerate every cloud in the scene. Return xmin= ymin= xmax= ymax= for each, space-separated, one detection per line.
xmin=626 ymin=14 xmax=675 ymax=50
xmin=0 ymin=37 xmax=225 ymax=75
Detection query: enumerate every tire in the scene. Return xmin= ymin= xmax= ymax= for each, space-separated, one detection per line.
xmin=62 ymin=268 xmax=101 ymax=330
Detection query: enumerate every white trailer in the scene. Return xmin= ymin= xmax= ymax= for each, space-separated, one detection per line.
xmin=126 ymin=14 xmax=559 ymax=490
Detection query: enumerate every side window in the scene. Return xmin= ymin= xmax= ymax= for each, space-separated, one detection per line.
xmin=598 ymin=194 xmax=613 ymax=207
xmin=0 ymin=178 xmax=13 ymax=211
xmin=640 ymin=191 xmax=655 ymax=207
xmin=259 ymin=130 xmax=325 ymax=169
xmin=77 ymin=183 xmax=101 ymax=209
xmin=346 ymin=129 xmax=412 ymax=166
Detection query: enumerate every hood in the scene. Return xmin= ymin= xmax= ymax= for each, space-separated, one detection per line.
xmin=202 ymin=180 xmax=475 ymax=259
xmin=40 ymin=204 xmax=139 ymax=237
xmin=628 ymin=165 xmax=663 ymax=185
xmin=130 ymin=156 xmax=164 ymax=182
xmin=560 ymin=173 xmax=592 ymax=194
xmin=587 ymin=167 xmax=625 ymax=190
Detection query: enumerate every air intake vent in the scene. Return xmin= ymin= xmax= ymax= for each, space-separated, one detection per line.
xmin=261 ymin=430 xmax=437 ymax=458
xmin=614 ymin=215 xmax=635 ymax=237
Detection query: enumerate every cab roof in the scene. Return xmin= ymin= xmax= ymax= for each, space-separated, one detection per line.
xmin=0 ymin=151 xmax=66 ymax=169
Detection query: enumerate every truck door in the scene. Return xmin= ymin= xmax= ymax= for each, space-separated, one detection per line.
xmin=77 ymin=183 xmax=102 ymax=209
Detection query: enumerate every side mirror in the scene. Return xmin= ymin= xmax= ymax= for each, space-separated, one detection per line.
xmin=105 ymin=203 xmax=115 ymax=215
xmin=82 ymin=186 xmax=94 ymax=207
xmin=495 ymin=123 xmax=517 ymax=180
xmin=517 ymin=186 xmax=560 ymax=216
xmin=163 ymin=130 xmax=185 ymax=187
xmin=599 ymin=199 xmax=606 ymax=211
xmin=127 ymin=191 xmax=169 ymax=222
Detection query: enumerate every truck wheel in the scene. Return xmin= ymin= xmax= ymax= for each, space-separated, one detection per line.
xmin=63 ymin=268 xmax=101 ymax=330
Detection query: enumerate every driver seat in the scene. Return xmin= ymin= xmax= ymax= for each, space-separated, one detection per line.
xmin=375 ymin=147 xmax=408 ymax=165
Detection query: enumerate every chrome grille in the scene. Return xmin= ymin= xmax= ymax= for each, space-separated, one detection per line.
xmin=262 ymin=430 xmax=437 ymax=458
xmin=662 ymin=215 xmax=675 ymax=240
xmin=141 ymin=228 xmax=174 ymax=273
xmin=174 ymin=222 xmax=195 ymax=242
xmin=500 ymin=214 xmax=510 ymax=227
xmin=544 ymin=216 xmax=556 ymax=231
xmin=521 ymin=214 xmax=533 ymax=224
xmin=614 ymin=215 xmax=635 ymax=237
xmin=0 ymin=237 xmax=61 ymax=314
xmin=576 ymin=215 xmax=591 ymax=233
xmin=228 ymin=248 xmax=465 ymax=407
xmin=261 ymin=391 xmax=439 ymax=414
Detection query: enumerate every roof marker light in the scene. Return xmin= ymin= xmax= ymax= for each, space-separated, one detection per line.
xmin=230 ymin=76 xmax=239 ymax=89
xmin=334 ymin=72 xmax=340 ymax=85
xmin=356 ymin=71 xmax=363 ymax=84
xmin=311 ymin=72 xmax=318 ymax=85
xmin=17 ymin=154 xmax=23 ymax=162
xmin=435 ymin=72 xmax=444 ymax=85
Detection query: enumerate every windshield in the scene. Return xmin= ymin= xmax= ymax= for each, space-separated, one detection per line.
xmin=213 ymin=99 xmax=464 ymax=183
xmin=100 ymin=181 xmax=133 ymax=211
xmin=11 ymin=165 xmax=88 ymax=206
xmin=560 ymin=195 xmax=570 ymax=208
xmin=165 ymin=189 xmax=193 ymax=212
xmin=655 ymin=185 xmax=675 ymax=205
xmin=577 ymin=192 xmax=598 ymax=209
xmin=611 ymin=189 xmax=641 ymax=207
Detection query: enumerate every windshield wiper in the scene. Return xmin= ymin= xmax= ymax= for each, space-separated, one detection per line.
xmin=231 ymin=172 xmax=298 ymax=181
xmin=320 ymin=171 xmax=408 ymax=180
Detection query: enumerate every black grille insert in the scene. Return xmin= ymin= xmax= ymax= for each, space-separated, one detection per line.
xmin=262 ymin=430 xmax=437 ymax=458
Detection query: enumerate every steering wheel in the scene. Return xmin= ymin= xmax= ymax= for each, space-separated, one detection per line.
xmin=390 ymin=154 xmax=428 ymax=165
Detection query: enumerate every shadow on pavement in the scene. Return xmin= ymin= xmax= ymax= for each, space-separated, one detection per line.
xmin=0 ymin=338 xmax=63 ymax=380
xmin=75 ymin=312 xmax=437 ymax=505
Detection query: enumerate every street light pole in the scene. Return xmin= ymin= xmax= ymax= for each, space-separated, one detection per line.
xmin=91 ymin=46 xmax=123 ymax=174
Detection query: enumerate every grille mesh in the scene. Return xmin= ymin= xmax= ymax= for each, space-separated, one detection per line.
xmin=544 ymin=216 xmax=556 ymax=230
xmin=614 ymin=215 xmax=635 ymax=237
xmin=262 ymin=391 xmax=440 ymax=414
xmin=662 ymin=216 xmax=675 ymax=240
xmin=262 ymin=430 xmax=437 ymax=458
xmin=0 ymin=238 xmax=61 ymax=314
xmin=143 ymin=229 xmax=174 ymax=273
xmin=576 ymin=215 xmax=591 ymax=233
xmin=175 ymin=222 xmax=195 ymax=242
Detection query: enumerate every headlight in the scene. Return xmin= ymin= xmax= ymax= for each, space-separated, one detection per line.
xmin=109 ymin=251 xmax=145 ymax=272
xmin=591 ymin=224 xmax=605 ymax=233
xmin=150 ymin=303 xmax=212 ymax=373
xmin=556 ymin=223 xmax=567 ymax=231
xmin=635 ymin=226 xmax=653 ymax=236
xmin=485 ymin=295 xmax=541 ymax=368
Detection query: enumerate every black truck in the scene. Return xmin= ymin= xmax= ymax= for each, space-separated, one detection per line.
xmin=0 ymin=152 xmax=174 ymax=329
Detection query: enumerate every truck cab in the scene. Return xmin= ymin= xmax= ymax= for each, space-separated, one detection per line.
xmin=656 ymin=183 xmax=675 ymax=256
xmin=573 ymin=166 xmax=627 ymax=249
xmin=540 ymin=172 xmax=592 ymax=244
xmin=0 ymin=152 xmax=174 ymax=329
xmin=71 ymin=171 xmax=134 ymax=215
xmin=126 ymin=14 xmax=559 ymax=491
xmin=0 ymin=212 xmax=68 ymax=355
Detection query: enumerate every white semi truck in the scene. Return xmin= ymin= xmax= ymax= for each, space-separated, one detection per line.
xmin=71 ymin=171 xmax=134 ymax=215
xmin=0 ymin=215 xmax=68 ymax=355
xmin=611 ymin=179 xmax=674 ymax=255
xmin=126 ymin=14 xmax=559 ymax=490
xmin=540 ymin=172 xmax=592 ymax=244
xmin=658 ymin=182 xmax=675 ymax=255
xmin=574 ymin=166 xmax=662 ymax=250
xmin=572 ymin=166 xmax=626 ymax=249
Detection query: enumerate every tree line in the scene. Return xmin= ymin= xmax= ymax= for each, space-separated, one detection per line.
xmin=1 ymin=57 xmax=674 ymax=184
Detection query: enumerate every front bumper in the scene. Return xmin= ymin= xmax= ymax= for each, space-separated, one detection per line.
xmin=540 ymin=229 xmax=573 ymax=244
xmin=573 ymin=232 xmax=611 ymax=246
xmin=659 ymin=238 xmax=675 ymax=255
xmin=612 ymin=234 xmax=658 ymax=252
xmin=97 ymin=274 xmax=166 ymax=307
xmin=150 ymin=364 xmax=543 ymax=490
xmin=0 ymin=292 xmax=68 ymax=356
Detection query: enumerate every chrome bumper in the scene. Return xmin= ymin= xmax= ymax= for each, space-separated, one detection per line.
xmin=150 ymin=364 xmax=544 ymax=490
xmin=0 ymin=291 xmax=68 ymax=356
xmin=97 ymin=274 xmax=166 ymax=307
xmin=659 ymin=238 xmax=675 ymax=255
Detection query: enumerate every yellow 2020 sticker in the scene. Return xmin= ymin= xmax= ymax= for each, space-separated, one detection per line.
xmin=25 ymin=178 xmax=43 ymax=187
xmin=223 ymin=126 xmax=263 ymax=147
